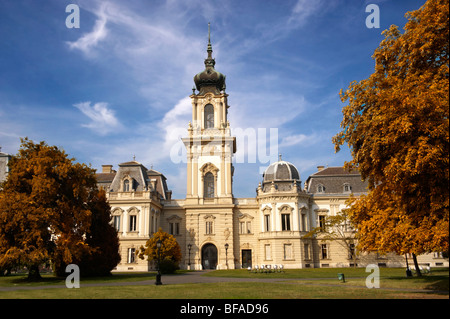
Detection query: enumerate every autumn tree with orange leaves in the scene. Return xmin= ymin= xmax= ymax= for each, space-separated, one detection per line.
xmin=138 ymin=228 xmax=182 ymax=273
xmin=333 ymin=0 xmax=449 ymax=271
xmin=0 ymin=138 xmax=120 ymax=279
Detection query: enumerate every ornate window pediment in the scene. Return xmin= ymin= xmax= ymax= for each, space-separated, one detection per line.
xmin=200 ymin=162 xmax=219 ymax=176
xmin=278 ymin=204 xmax=294 ymax=213
xmin=166 ymin=215 xmax=182 ymax=222
xmin=238 ymin=213 xmax=254 ymax=220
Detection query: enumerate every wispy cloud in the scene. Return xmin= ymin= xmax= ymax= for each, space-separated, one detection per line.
xmin=66 ymin=3 xmax=108 ymax=56
xmin=74 ymin=101 xmax=122 ymax=135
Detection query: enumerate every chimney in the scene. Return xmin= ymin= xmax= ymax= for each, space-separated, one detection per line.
xmin=102 ymin=165 xmax=113 ymax=173
xmin=317 ymin=165 xmax=325 ymax=171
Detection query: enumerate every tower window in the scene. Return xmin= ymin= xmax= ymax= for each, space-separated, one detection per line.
xmin=204 ymin=104 xmax=214 ymax=129
xmin=204 ymin=172 xmax=215 ymax=198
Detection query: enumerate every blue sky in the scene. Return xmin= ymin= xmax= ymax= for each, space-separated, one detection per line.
xmin=0 ymin=0 xmax=426 ymax=198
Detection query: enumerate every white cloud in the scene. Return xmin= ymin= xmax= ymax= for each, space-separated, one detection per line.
xmin=66 ymin=3 xmax=108 ymax=56
xmin=74 ymin=101 xmax=122 ymax=135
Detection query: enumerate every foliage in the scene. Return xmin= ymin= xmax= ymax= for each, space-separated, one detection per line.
xmin=333 ymin=0 xmax=449 ymax=255
xmin=0 ymin=138 xmax=120 ymax=279
xmin=138 ymin=228 xmax=182 ymax=273
xmin=304 ymin=209 xmax=358 ymax=265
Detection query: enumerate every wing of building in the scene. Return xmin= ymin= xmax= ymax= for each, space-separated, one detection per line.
xmin=95 ymin=28 xmax=448 ymax=272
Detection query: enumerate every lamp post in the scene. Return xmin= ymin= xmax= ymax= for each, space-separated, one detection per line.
xmin=224 ymin=243 xmax=229 ymax=269
xmin=187 ymin=243 xmax=192 ymax=270
xmin=155 ymin=239 xmax=162 ymax=285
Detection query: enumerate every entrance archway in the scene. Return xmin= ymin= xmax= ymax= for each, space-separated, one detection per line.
xmin=201 ymin=243 xmax=218 ymax=270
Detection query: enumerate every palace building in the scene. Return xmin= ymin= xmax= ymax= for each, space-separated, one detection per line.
xmin=95 ymin=30 xmax=448 ymax=272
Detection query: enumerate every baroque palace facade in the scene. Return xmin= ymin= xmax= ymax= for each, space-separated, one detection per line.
xmin=94 ymin=33 xmax=448 ymax=272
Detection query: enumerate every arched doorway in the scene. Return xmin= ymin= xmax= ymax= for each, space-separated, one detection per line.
xmin=201 ymin=243 xmax=218 ymax=269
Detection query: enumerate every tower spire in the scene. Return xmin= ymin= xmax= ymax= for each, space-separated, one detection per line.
xmin=207 ymin=22 xmax=212 ymax=58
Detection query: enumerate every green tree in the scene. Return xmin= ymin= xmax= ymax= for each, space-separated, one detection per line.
xmin=333 ymin=0 xmax=449 ymax=268
xmin=138 ymin=228 xmax=181 ymax=273
xmin=0 ymin=138 xmax=120 ymax=279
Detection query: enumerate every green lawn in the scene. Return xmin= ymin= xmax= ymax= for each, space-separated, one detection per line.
xmin=0 ymin=267 xmax=447 ymax=299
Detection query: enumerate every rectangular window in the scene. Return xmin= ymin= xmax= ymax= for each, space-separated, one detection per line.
xmin=321 ymin=244 xmax=328 ymax=259
xmin=348 ymin=243 xmax=355 ymax=259
xmin=264 ymin=244 xmax=272 ymax=260
xmin=113 ymin=216 xmax=121 ymax=232
xmin=246 ymin=221 xmax=252 ymax=234
xmin=301 ymin=214 xmax=307 ymax=231
xmin=283 ymin=244 xmax=292 ymax=260
xmin=128 ymin=248 xmax=136 ymax=263
xmin=319 ymin=215 xmax=326 ymax=232
xmin=169 ymin=222 xmax=180 ymax=235
xmin=264 ymin=215 xmax=270 ymax=232
xmin=206 ymin=221 xmax=213 ymax=234
xmin=240 ymin=222 xmax=245 ymax=234
xmin=129 ymin=215 xmax=137 ymax=232
xmin=304 ymin=243 xmax=310 ymax=260
xmin=281 ymin=214 xmax=291 ymax=231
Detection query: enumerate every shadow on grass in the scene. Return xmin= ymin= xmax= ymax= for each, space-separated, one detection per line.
xmin=2 ymin=269 xmax=192 ymax=287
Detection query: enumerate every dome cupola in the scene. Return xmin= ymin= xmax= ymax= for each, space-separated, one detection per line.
xmin=260 ymin=155 xmax=301 ymax=193
xmin=263 ymin=157 xmax=300 ymax=183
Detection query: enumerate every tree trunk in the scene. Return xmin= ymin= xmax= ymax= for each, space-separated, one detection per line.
xmin=27 ymin=265 xmax=42 ymax=281
xmin=412 ymin=253 xmax=422 ymax=277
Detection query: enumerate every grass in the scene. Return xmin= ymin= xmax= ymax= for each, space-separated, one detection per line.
xmin=0 ymin=267 xmax=447 ymax=299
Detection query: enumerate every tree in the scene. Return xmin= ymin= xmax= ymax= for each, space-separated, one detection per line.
xmin=0 ymin=138 xmax=120 ymax=279
xmin=304 ymin=209 xmax=359 ymax=267
xmin=53 ymin=189 xmax=121 ymax=277
xmin=333 ymin=0 xmax=449 ymax=268
xmin=138 ymin=228 xmax=181 ymax=273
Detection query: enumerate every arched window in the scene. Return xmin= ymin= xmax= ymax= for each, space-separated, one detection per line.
xmin=317 ymin=184 xmax=325 ymax=193
xmin=123 ymin=179 xmax=130 ymax=192
xmin=204 ymin=172 xmax=215 ymax=198
xmin=343 ymin=183 xmax=351 ymax=193
xmin=204 ymin=104 xmax=214 ymax=129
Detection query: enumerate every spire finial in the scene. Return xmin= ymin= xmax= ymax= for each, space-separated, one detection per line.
xmin=207 ymin=22 xmax=213 ymax=58
xmin=208 ymin=22 xmax=211 ymax=44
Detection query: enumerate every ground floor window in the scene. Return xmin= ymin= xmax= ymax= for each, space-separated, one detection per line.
xmin=321 ymin=244 xmax=328 ymax=259
xmin=283 ymin=244 xmax=293 ymax=260
xmin=304 ymin=243 xmax=310 ymax=260
xmin=128 ymin=248 xmax=136 ymax=263
xmin=264 ymin=244 xmax=272 ymax=260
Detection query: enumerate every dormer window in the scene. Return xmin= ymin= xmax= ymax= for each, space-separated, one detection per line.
xmin=343 ymin=183 xmax=351 ymax=193
xmin=123 ymin=179 xmax=130 ymax=192
xmin=317 ymin=184 xmax=325 ymax=193
xmin=122 ymin=176 xmax=135 ymax=192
